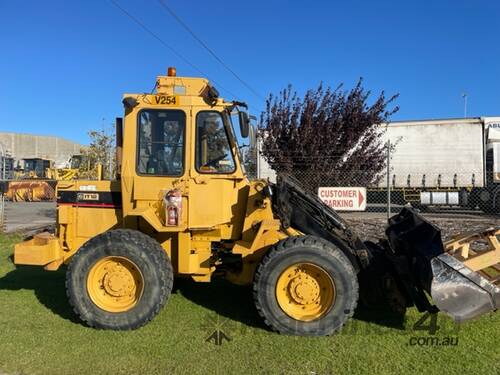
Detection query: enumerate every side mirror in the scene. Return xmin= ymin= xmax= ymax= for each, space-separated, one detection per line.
xmin=239 ymin=111 xmax=250 ymax=138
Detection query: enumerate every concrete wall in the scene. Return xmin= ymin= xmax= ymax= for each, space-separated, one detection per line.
xmin=0 ymin=132 xmax=83 ymax=168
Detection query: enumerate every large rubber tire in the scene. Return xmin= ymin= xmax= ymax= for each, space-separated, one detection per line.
xmin=253 ymin=236 xmax=358 ymax=336
xmin=66 ymin=229 xmax=173 ymax=330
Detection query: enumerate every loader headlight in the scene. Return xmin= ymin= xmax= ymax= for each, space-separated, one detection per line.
xmin=122 ymin=96 xmax=138 ymax=109
xmin=262 ymin=184 xmax=272 ymax=198
xmin=254 ymin=181 xmax=272 ymax=197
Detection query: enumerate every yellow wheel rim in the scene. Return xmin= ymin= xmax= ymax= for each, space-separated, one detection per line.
xmin=87 ymin=256 xmax=144 ymax=313
xmin=276 ymin=263 xmax=335 ymax=321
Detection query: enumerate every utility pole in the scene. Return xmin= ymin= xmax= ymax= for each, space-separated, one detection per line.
xmin=462 ymin=93 xmax=468 ymax=118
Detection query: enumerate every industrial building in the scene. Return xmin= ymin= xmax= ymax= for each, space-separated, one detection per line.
xmin=0 ymin=132 xmax=83 ymax=174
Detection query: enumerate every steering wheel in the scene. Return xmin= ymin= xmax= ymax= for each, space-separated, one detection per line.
xmin=203 ymin=154 xmax=227 ymax=168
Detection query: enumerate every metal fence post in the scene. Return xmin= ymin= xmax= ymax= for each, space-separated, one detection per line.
xmin=0 ymin=142 xmax=5 ymax=180
xmin=0 ymin=144 xmax=5 ymax=231
xmin=0 ymin=194 xmax=4 ymax=231
xmin=387 ymin=139 xmax=391 ymax=220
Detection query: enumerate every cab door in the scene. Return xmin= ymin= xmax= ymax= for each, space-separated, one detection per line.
xmin=188 ymin=109 xmax=247 ymax=233
xmin=128 ymin=107 xmax=190 ymax=225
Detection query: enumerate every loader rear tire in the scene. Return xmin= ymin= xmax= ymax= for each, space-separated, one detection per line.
xmin=66 ymin=229 xmax=173 ymax=330
xmin=253 ymin=236 xmax=358 ymax=336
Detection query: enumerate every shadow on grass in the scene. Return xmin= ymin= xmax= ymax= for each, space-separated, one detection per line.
xmin=353 ymin=304 xmax=407 ymax=331
xmin=0 ymin=261 xmax=82 ymax=325
xmin=173 ymin=277 xmax=268 ymax=331
xmin=173 ymin=277 xmax=407 ymax=333
xmin=0 ymin=257 xmax=406 ymax=332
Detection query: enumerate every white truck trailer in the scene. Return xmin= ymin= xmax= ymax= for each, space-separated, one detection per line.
xmin=380 ymin=117 xmax=500 ymax=211
xmin=257 ymin=116 xmax=500 ymax=211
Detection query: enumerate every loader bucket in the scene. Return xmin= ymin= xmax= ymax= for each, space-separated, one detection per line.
xmin=432 ymin=228 xmax=500 ymax=322
xmin=386 ymin=208 xmax=500 ymax=322
xmin=430 ymin=253 xmax=499 ymax=322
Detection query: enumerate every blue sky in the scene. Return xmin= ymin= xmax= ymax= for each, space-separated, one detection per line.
xmin=1 ymin=0 xmax=499 ymax=144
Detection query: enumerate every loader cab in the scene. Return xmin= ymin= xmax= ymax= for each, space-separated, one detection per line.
xmin=69 ymin=154 xmax=83 ymax=170
xmin=21 ymin=158 xmax=51 ymax=179
xmin=119 ymin=68 xmax=255 ymax=238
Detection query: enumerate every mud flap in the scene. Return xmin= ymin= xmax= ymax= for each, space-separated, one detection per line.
xmin=431 ymin=253 xmax=500 ymax=322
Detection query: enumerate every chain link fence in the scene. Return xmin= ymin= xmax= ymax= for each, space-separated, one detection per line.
xmin=283 ymin=169 xmax=500 ymax=215
xmin=250 ymin=142 xmax=500 ymax=217
xmin=0 ymin=148 xmax=7 ymax=231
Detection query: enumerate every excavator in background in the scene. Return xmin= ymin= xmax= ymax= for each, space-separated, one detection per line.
xmin=13 ymin=158 xmax=52 ymax=179
xmin=13 ymin=155 xmax=84 ymax=181
xmin=6 ymin=155 xmax=92 ymax=202
xmin=46 ymin=154 xmax=84 ymax=181
xmin=13 ymin=68 xmax=499 ymax=335
xmin=8 ymin=158 xmax=56 ymax=201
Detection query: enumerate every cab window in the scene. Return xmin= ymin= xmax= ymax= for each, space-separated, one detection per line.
xmin=137 ymin=109 xmax=185 ymax=176
xmin=195 ymin=111 xmax=236 ymax=174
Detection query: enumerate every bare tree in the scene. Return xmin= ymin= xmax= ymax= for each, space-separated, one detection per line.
xmin=79 ymin=128 xmax=115 ymax=180
xmin=259 ymin=79 xmax=398 ymax=189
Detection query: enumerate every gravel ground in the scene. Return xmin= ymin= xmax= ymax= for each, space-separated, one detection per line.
xmin=3 ymin=201 xmax=499 ymax=242
xmin=3 ymin=202 xmax=56 ymax=233
xmin=344 ymin=213 xmax=500 ymax=242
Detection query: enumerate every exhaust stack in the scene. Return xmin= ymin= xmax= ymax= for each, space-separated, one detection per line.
xmin=115 ymin=117 xmax=123 ymax=179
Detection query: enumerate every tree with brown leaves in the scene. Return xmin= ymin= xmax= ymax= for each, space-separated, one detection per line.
xmin=259 ymin=79 xmax=398 ymax=190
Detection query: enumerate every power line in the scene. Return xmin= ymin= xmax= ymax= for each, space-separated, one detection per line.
xmin=157 ymin=0 xmax=265 ymax=102
xmin=108 ymin=0 xmax=239 ymax=99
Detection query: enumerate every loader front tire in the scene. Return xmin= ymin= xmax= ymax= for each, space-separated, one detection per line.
xmin=66 ymin=229 xmax=173 ymax=330
xmin=253 ymin=236 xmax=358 ymax=336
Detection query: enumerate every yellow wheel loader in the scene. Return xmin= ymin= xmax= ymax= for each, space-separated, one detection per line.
xmin=13 ymin=68 xmax=500 ymax=335
xmin=7 ymin=156 xmax=81 ymax=202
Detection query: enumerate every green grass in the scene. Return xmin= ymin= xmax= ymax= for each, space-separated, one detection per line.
xmin=0 ymin=233 xmax=498 ymax=375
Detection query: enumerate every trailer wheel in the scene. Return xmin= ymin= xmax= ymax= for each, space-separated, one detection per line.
xmin=66 ymin=229 xmax=173 ymax=330
xmin=253 ymin=236 xmax=358 ymax=336
xmin=472 ymin=188 xmax=500 ymax=214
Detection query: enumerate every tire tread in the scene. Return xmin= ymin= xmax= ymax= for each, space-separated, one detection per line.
xmin=66 ymin=229 xmax=173 ymax=330
xmin=253 ymin=235 xmax=358 ymax=336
